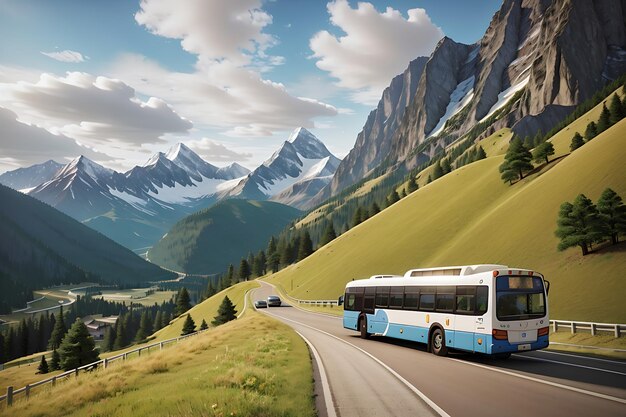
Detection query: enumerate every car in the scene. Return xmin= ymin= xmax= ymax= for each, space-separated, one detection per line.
xmin=254 ymin=300 xmax=267 ymax=308
xmin=267 ymin=295 xmax=282 ymax=307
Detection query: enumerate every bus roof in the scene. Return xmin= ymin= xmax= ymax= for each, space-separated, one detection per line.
xmin=404 ymin=264 xmax=508 ymax=277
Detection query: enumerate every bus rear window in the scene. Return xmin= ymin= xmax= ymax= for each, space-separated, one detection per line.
xmin=496 ymin=276 xmax=545 ymax=320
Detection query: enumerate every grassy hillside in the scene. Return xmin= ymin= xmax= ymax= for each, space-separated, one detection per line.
xmin=0 ymin=185 xmax=175 ymax=311
xmin=152 ymin=280 xmax=259 ymax=341
xmin=267 ymin=119 xmax=626 ymax=323
xmin=148 ymin=200 xmax=300 ymax=274
xmin=1 ymin=311 xmax=315 ymax=417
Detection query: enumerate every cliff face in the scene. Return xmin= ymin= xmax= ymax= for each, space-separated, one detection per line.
xmin=318 ymin=0 xmax=626 ymax=203
xmin=318 ymin=57 xmax=427 ymax=204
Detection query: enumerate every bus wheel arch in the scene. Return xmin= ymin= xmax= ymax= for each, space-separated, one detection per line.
xmin=429 ymin=324 xmax=448 ymax=356
xmin=358 ymin=314 xmax=370 ymax=339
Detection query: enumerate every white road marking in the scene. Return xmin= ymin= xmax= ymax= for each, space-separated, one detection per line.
xmin=296 ymin=331 xmax=338 ymax=417
xmin=540 ymin=349 xmax=626 ymax=365
xmin=513 ymin=354 xmax=626 ymax=376
xmin=449 ymin=357 xmax=626 ymax=405
xmin=263 ymin=311 xmax=451 ymax=417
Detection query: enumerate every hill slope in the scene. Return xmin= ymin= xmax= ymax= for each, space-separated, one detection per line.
xmin=268 ymin=120 xmax=626 ymax=323
xmin=149 ymin=200 xmax=300 ymax=274
xmin=0 ymin=185 xmax=175 ymax=310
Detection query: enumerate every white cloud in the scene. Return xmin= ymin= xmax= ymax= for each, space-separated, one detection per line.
xmin=0 ymin=72 xmax=192 ymax=146
xmin=310 ymin=0 xmax=443 ymax=104
xmin=186 ymin=138 xmax=253 ymax=162
xmin=41 ymin=50 xmax=87 ymax=63
xmin=0 ymin=106 xmax=111 ymax=170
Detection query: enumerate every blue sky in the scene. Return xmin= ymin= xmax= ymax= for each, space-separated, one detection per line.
xmin=0 ymin=0 xmax=501 ymax=173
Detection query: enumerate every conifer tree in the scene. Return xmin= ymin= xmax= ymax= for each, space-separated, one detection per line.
xmin=523 ymin=136 xmax=534 ymax=149
xmin=239 ymin=258 xmax=251 ymax=281
xmin=533 ymin=129 xmax=544 ymax=147
xmin=386 ymin=190 xmax=400 ymax=207
xmin=181 ymin=314 xmax=196 ymax=336
xmin=432 ymin=161 xmax=444 ymax=180
xmin=212 ymin=296 xmax=237 ymax=326
xmin=400 ymin=188 xmax=407 ymax=198
xmin=441 ymin=158 xmax=452 ymax=174
xmin=175 ymin=287 xmax=192 ymax=316
xmin=226 ymin=264 xmax=235 ymax=285
xmin=268 ymin=251 xmax=280 ymax=273
xmin=584 ymin=121 xmax=598 ymax=141
xmin=48 ymin=305 xmax=67 ymax=350
xmin=320 ymin=222 xmax=337 ymax=246
xmin=597 ymin=103 xmax=611 ymax=132
xmin=113 ymin=317 xmax=126 ymax=350
xmin=570 ymin=132 xmax=585 ymax=151
xmin=253 ymin=250 xmax=266 ymax=277
xmin=50 ymin=349 xmax=61 ymax=371
xmin=59 ymin=318 xmax=99 ymax=371
xmin=499 ymin=137 xmax=533 ymax=183
xmin=597 ymin=188 xmax=626 ymax=245
xmin=476 ymin=146 xmax=487 ymax=160
xmin=370 ymin=202 xmax=381 ymax=216
xmin=37 ymin=355 xmax=49 ymax=374
xmin=555 ymin=194 xmax=605 ymax=256
xmin=427 ymin=175 xmax=432 ymax=184
xmin=609 ymin=94 xmax=623 ymax=125
xmin=266 ymin=236 xmax=277 ymax=259
xmin=199 ymin=319 xmax=208 ymax=331
xmin=153 ymin=310 xmax=163 ymax=333
xmin=102 ymin=326 xmax=116 ymax=352
xmin=352 ymin=206 xmax=364 ymax=227
xmin=135 ymin=311 xmax=152 ymax=342
xmin=532 ymin=141 xmax=555 ymax=164
xmin=297 ymin=231 xmax=314 ymax=261
xmin=407 ymin=176 xmax=418 ymax=193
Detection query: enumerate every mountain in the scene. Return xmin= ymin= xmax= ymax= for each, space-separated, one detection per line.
xmin=0 ymin=160 xmax=63 ymax=191
xmin=0 ymin=184 xmax=175 ymax=311
xmin=316 ymin=0 xmax=626 ymax=202
xmin=148 ymin=200 xmax=301 ymax=274
xmin=24 ymin=144 xmax=251 ymax=251
xmin=225 ymin=128 xmax=341 ymax=208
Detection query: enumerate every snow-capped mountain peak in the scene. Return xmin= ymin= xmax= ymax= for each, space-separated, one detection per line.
xmin=58 ymin=155 xmax=114 ymax=180
xmin=0 ymin=160 xmax=63 ymax=191
xmin=288 ymin=127 xmax=332 ymax=159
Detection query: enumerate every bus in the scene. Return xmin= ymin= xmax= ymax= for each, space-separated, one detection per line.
xmin=342 ymin=265 xmax=550 ymax=357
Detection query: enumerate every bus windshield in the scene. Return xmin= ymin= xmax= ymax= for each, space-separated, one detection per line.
xmin=495 ymin=276 xmax=546 ymax=321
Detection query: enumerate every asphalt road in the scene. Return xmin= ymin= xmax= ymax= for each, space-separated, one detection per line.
xmin=252 ymin=282 xmax=626 ymax=417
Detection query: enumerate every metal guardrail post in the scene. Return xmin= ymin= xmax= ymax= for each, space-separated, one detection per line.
xmin=6 ymin=386 xmax=12 ymax=407
xmin=552 ymin=321 xmax=557 ymax=332
xmin=25 ymin=385 xmax=30 ymax=399
xmin=571 ymin=322 xmax=576 ymax=334
xmin=52 ymin=376 xmax=56 ymax=386
xmin=616 ymin=324 xmax=621 ymax=338
xmin=103 ymin=358 xmax=108 ymax=369
xmin=160 ymin=342 xmax=163 ymax=350
xmin=591 ymin=323 xmax=596 ymax=336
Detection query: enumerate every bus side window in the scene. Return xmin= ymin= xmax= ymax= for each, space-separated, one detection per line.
xmin=389 ymin=287 xmax=403 ymax=309
xmin=345 ymin=294 xmax=356 ymax=310
xmin=354 ymin=288 xmax=364 ymax=311
xmin=476 ymin=286 xmax=488 ymax=315
xmin=419 ymin=287 xmax=436 ymax=311
xmin=455 ymin=286 xmax=476 ymax=314
xmin=403 ymin=287 xmax=419 ymax=310
xmin=363 ymin=287 xmax=376 ymax=313
xmin=375 ymin=286 xmax=390 ymax=308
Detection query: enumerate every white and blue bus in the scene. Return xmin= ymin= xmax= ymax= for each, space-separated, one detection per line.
xmin=342 ymin=265 xmax=550 ymax=357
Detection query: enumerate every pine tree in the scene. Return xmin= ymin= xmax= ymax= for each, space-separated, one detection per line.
xmin=239 ymin=258 xmax=251 ymax=281
xmin=199 ymin=319 xmax=208 ymax=331
xmin=320 ymin=222 xmax=337 ymax=246
xmin=597 ymin=188 xmax=626 ymax=245
xmin=400 ymin=188 xmax=407 ymax=198
xmin=370 ymin=202 xmax=381 ymax=216
xmin=407 ymin=176 xmax=418 ymax=193
xmin=135 ymin=311 xmax=152 ymax=342
xmin=153 ymin=311 xmax=163 ymax=332
xmin=37 ymin=355 xmax=49 ymax=374
xmin=523 ymin=136 xmax=534 ymax=149
xmin=102 ymin=326 xmax=116 ymax=352
xmin=609 ymin=93 xmax=623 ymax=125
xmin=50 ymin=349 xmax=60 ymax=371
xmin=59 ymin=318 xmax=99 ymax=371
xmin=441 ymin=158 xmax=452 ymax=174
xmin=499 ymin=137 xmax=533 ymax=183
xmin=113 ymin=316 xmax=126 ymax=350
xmin=597 ymin=103 xmax=611 ymax=132
xmin=226 ymin=264 xmax=235 ymax=285
xmin=352 ymin=206 xmax=364 ymax=227
xmin=532 ymin=141 xmax=555 ymax=164
xmin=253 ymin=250 xmax=266 ymax=277
xmin=48 ymin=305 xmax=67 ymax=350
xmin=266 ymin=236 xmax=277 ymax=259
xmin=584 ymin=121 xmax=598 ymax=141
xmin=175 ymin=287 xmax=191 ymax=316
xmin=533 ymin=129 xmax=544 ymax=147
xmin=476 ymin=146 xmax=487 ymax=160
xmin=386 ymin=190 xmax=400 ymax=207
xmin=268 ymin=252 xmax=280 ymax=273
xmin=432 ymin=161 xmax=444 ymax=180
xmin=297 ymin=231 xmax=314 ymax=261
xmin=570 ymin=132 xmax=585 ymax=151
xmin=181 ymin=314 xmax=196 ymax=336
xmin=212 ymin=296 xmax=237 ymax=326
xmin=555 ymin=194 xmax=605 ymax=256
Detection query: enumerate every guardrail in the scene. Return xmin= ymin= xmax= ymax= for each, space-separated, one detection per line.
xmin=277 ymin=289 xmax=339 ymax=307
xmin=550 ymin=320 xmax=624 ymax=337
xmin=0 ymin=327 xmax=209 ymax=408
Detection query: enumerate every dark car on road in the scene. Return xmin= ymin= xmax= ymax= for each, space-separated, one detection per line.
xmin=254 ymin=300 xmax=268 ymax=308
xmin=267 ymin=295 xmax=282 ymax=307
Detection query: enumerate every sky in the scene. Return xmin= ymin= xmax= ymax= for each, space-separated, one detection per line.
xmin=0 ymin=0 xmax=502 ymax=173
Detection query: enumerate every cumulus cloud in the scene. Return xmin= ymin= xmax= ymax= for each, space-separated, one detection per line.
xmin=41 ymin=50 xmax=87 ymax=63
xmin=310 ymin=0 xmax=443 ymax=104
xmin=0 ymin=106 xmax=110 ymax=169
xmin=0 ymin=72 xmax=192 ymax=146
xmin=186 ymin=138 xmax=253 ymax=162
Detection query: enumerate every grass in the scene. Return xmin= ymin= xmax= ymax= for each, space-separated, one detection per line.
xmin=152 ymin=281 xmax=260 ymax=341
xmin=477 ymin=128 xmax=513 ymax=157
xmin=548 ymin=331 xmax=626 ymax=360
xmin=0 ymin=311 xmax=316 ymax=417
xmin=267 ymin=116 xmax=626 ymax=323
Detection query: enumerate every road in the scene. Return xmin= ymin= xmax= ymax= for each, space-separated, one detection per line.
xmin=252 ymin=282 xmax=626 ymax=417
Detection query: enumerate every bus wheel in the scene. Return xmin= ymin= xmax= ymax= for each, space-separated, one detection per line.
xmin=431 ymin=327 xmax=448 ymax=356
xmin=359 ymin=316 xmax=370 ymax=339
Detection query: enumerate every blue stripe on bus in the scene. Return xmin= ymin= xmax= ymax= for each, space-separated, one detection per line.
xmin=343 ymin=310 xmax=360 ymax=330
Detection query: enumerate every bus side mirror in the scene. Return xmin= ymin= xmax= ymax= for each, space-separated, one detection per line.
xmin=545 ymin=280 xmax=550 ymax=296
xmin=338 ymin=295 xmax=344 ymax=306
